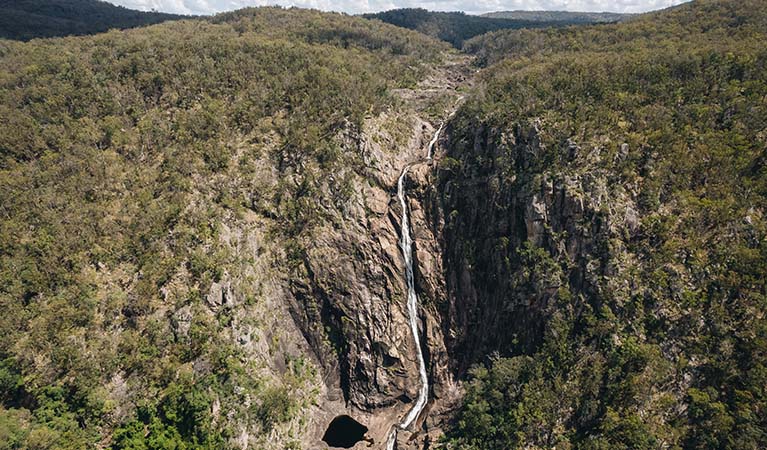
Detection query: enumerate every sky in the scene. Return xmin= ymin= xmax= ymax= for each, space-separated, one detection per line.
xmin=107 ymin=0 xmax=690 ymax=16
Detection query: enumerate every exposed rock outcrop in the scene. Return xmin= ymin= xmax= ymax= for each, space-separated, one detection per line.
xmin=285 ymin=55 xmax=471 ymax=449
xmin=427 ymin=119 xmax=642 ymax=374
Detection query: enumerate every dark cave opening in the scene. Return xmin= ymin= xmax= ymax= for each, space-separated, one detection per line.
xmin=322 ymin=415 xmax=368 ymax=448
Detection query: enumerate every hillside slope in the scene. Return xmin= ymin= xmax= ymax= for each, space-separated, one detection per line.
xmin=1 ymin=1 xmax=766 ymax=449
xmin=363 ymin=8 xmax=562 ymax=48
xmin=0 ymin=0 xmax=185 ymax=40
xmin=482 ymin=10 xmax=632 ymax=23
xmin=0 ymin=8 xmax=454 ymax=449
xmin=432 ymin=0 xmax=767 ymax=448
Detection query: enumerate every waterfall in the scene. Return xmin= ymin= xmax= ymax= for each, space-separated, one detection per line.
xmin=397 ymin=165 xmax=429 ymax=430
xmin=386 ymin=123 xmax=442 ymax=450
xmin=425 ymin=123 xmax=443 ymax=160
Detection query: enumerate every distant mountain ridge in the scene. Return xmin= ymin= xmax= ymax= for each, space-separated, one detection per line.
xmin=364 ymin=8 xmax=633 ymax=48
xmin=364 ymin=8 xmax=564 ymax=48
xmin=0 ymin=0 xmax=186 ymax=41
xmin=482 ymin=10 xmax=632 ymax=23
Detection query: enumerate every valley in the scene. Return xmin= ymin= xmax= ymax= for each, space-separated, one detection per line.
xmin=1 ymin=1 xmax=766 ymax=450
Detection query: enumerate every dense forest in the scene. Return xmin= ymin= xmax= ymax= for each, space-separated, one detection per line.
xmin=363 ymin=8 xmax=567 ymax=48
xmin=0 ymin=7 xmax=446 ymax=449
xmin=2 ymin=0 xmax=766 ymax=449
xmin=0 ymin=0 xmax=185 ymax=40
xmin=481 ymin=10 xmax=631 ymax=23
xmin=441 ymin=0 xmax=767 ymax=448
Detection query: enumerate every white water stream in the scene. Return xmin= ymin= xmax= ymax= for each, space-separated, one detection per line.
xmin=386 ymin=123 xmax=443 ymax=450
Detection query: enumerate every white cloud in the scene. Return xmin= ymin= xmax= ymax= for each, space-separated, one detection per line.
xmin=107 ymin=0 xmax=689 ymax=15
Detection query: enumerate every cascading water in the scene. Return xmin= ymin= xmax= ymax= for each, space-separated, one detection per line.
xmin=397 ymin=165 xmax=429 ymax=429
xmin=386 ymin=122 xmax=443 ymax=450
xmin=425 ymin=123 xmax=443 ymax=161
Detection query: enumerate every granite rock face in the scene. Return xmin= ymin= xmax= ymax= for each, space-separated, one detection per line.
xmin=268 ymin=55 xmax=478 ymax=449
xmin=282 ymin=109 xmax=643 ymax=449
xmin=280 ymin=112 xmax=456 ymax=448
xmin=426 ymin=120 xmax=641 ymax=374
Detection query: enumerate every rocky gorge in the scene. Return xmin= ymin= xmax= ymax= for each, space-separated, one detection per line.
xmin=282 ymin=52 xmax=641 ymax=448
xmin=2 ymin=2 xmax=766 ymax=449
